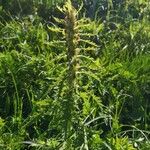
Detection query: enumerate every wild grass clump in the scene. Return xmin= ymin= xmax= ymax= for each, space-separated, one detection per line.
xmin=0 ymin=0 xmax=150 ymax=149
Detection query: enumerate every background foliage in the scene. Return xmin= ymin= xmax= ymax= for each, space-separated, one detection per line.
xmin=0 ymin=0 xmax=150 ymax=149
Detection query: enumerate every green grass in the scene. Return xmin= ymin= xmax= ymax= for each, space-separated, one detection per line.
xmin=0 ymin=0 xmax=150 ymax=149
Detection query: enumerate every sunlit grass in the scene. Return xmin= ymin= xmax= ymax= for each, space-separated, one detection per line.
xmin=0 ymin=0 xmax=150 ymax=149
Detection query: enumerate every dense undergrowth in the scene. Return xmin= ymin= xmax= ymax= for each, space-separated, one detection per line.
xmin=0 ymin=0 xmax=150 ymax=149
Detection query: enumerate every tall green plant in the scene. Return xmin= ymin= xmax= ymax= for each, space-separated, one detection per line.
xmin=48 ymin=0 xmax=101 ymax=148
xmin=48 ymin=1 xmax=79 ymax=148
xmin=63 ymin=1 xmax=78 ymax=142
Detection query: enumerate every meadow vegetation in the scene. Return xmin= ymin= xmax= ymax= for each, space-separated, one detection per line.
xmin=0 ymin=0 xmax=150 ymax=149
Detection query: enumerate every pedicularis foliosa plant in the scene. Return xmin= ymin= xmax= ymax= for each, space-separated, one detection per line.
xmin=59 ymin=1 xmax=79 ymax=146
xmin=48 ymin=0 xmax=99 ymax=148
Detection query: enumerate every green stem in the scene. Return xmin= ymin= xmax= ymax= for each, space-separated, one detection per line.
xmin=64 ymin=0 xmax=78 ymax=144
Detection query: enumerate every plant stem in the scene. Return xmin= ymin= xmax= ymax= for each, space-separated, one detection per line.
xmin=63 ymin=0 xmax=78 ymax=146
